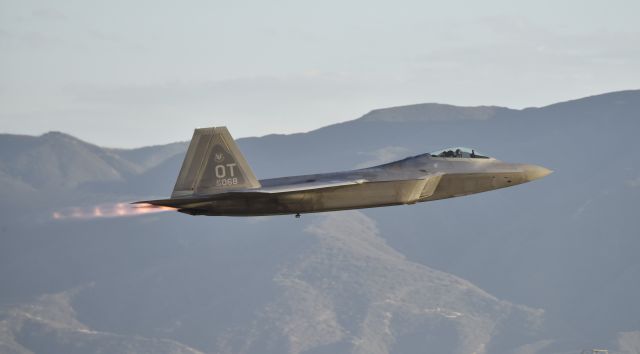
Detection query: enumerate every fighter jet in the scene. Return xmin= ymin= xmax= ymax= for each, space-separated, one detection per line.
xmin=136 ymin=126 xmax=551 ymax=217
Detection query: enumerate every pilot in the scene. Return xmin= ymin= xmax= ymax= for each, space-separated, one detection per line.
xmin=471 ymin=149 xmax=476 ymax=158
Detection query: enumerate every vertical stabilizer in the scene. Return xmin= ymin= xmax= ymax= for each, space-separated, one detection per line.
xmin=172 ymin=127 xmax=260 ymax=197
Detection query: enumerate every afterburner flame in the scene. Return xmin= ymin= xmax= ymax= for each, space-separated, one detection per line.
xmin=52 ymin=202 xmax=174 ymax=220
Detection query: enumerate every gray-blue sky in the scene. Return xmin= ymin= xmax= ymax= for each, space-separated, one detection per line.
xmin=1 ymin=0 xmax=638 ymax=147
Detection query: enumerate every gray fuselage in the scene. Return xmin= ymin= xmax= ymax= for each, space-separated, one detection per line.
xmin=179 ymin=153 xmax=551 ymax=216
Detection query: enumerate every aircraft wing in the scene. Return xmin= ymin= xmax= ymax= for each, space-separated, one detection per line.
xmin=255 ymin=178 xmax=369 ymax=193
xmin=135 ymin=174 xmax=447 ymax=211
xmin=134 ymin=178 xmax=373 ymax=208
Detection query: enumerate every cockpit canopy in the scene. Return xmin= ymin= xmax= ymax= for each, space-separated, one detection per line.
xmin=430 ymin=147 xmax=490 ymax=159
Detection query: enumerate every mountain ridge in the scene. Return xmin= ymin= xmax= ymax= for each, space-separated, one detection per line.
xmin=3 ymin=89 xmax=637 ymax=151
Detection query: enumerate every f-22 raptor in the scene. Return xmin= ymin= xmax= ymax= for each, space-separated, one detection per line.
xmin=137 ymin=127 xmax=552 ymax=217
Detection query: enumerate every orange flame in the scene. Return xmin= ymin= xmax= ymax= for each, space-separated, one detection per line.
xmin=52 ymin=202 xmax=174 ymax=220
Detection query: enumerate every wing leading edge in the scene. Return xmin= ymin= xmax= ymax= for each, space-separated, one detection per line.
xmin=135 ymin=179 xmax=369 ymax=207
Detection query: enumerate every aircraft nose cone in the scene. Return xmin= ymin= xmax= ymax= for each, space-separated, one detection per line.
xmin=523 ymin=164 xmax=553 ymax=181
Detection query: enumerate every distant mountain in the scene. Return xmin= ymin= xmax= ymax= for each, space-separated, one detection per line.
xmin=359 ymin=103 xmax=514 ymax=123
xmin=0 ymin=132 xmax=134 ymax=190
xmin=0 ymin=131 xmax=185 ymax=191
xmin=0 ymin=292 xmax=203 ymax=354
xmin=0 ymin=132 xmax=185 ymax=216
xmin=212 ymin=212 xmax=542 ymax=354
xmin=1 ymin=90 xmax=639 ymax=353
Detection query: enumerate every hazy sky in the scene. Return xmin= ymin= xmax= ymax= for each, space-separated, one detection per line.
xmin=1 ymin=0 xmax=639 ymax=147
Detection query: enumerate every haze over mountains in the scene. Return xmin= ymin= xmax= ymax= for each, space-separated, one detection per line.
xmin=1 ymin=90 xmax=639 ymax=353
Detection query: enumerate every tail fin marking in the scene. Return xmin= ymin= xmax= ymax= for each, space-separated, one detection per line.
xmin=172 ymin=127 xmax=260 ymax=197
